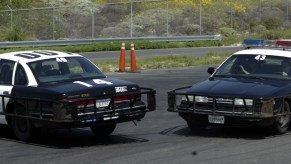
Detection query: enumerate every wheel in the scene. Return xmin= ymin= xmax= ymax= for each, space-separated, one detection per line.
xmin=187 ymin=121 xmax=207 ymax=132
xmin=90 ymin=124 xmax=116 ymax=137
xmin=271 ymin=101 xmax=290 ymax=134
xmin=11 ymin=112 xmax=36 ymax=141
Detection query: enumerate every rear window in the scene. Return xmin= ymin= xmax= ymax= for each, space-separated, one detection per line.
xmin=28 ymin=57 xmax=105 ymax=83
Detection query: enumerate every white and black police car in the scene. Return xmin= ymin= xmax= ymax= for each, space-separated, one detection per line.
xmin=0 ymin=50 xmax=156 ymax=141
xmin=168 ymin=39 xmax=291 ymax=134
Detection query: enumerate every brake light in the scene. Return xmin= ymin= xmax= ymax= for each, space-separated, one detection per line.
xmin=76 ymin=100 xmax=95 ymax=108
xmin=114 ymin=92 xmax=141 ymax=102
xmin=60 ymin=98 xmax=95 ymax=109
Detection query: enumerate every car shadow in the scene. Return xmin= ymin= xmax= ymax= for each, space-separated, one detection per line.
xmin=160 ymin=125 xmax=291 ymax=140
xmin=0 ymin=126 xmax=148 ymax=149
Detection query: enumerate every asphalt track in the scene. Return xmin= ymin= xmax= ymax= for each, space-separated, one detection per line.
xmin=1 ymin=67 xmax=291 ymax=164
xmin=1 ymin=47 xmax=290 ymax=164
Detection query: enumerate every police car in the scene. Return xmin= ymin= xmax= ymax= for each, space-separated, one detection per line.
xmin=168 ymin=39 xmax=291 ymax=134
xmin=0 ymin=50 xmax=156 ymax=141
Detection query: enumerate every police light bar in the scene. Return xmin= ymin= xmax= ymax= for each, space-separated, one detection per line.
xmin=243 ymin=39 xmax=265 ymax=47
xmin=276 ymin=40 xmax=291 ymax=47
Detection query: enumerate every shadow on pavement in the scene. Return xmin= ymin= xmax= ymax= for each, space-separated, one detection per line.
xmin=159 ymin=125 xmax=291 ymax=140
xmin=0 ymin=126 xmax=148 ymax=149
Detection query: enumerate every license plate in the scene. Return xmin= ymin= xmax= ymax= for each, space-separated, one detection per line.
xmin=208 ymin=115 xmax=225 ymax=124
xmin=96 ymin=99 xmax=110 ymax=108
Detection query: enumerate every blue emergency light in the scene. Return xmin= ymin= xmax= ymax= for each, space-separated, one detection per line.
xmin=243 ymin=39 xmax=265 ymax=47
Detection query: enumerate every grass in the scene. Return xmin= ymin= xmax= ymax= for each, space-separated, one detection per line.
xmin=94 ymin=52 xmax=231 ymax=72
xmin=0 ymin=40 xmax=222 ymax=54
xmin=2 ymin=29 xmax=291 ymax=73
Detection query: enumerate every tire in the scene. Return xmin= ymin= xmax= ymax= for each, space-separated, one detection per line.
xmin=90 ymin=124 xmax=116 ymax=137
xmin=11 ymin=106 xmax=36 ymax=141
xmin=271 ymin=101 xmax=291 ymax=134
xmin=187 ymin=121 xmax=207 ymax=132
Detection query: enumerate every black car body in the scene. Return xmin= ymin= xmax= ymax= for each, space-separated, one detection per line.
xmin=168 ymin=47 xmax=291 ymax=134
xmin=0 ymin=50 xmax=156 ymax=141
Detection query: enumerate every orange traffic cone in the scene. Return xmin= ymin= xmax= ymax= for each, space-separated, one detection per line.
xmin=130 ymin=42 xmax=137 ymax=73
xmin=118 ymin=42 xmax=126 ymax=72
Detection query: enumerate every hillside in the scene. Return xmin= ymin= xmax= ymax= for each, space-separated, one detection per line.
xmin=0 ymin=0 xmax=290 ymax=41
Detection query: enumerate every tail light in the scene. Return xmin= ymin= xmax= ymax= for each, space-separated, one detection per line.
xmin=59 ymin=91 xmax=141 ymax=109
xmin=60 ymin=98 xmax=95 ymax=109
xmin=114 ymin=92 xmax=141 ymax=103
xmin=76 ymin=100 xmax=95 ymax=109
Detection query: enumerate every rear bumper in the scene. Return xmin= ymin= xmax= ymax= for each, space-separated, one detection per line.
xmin=34 ymin=106 xmax=147 ymax=128
xmin=3 ymin=87 xmax=156 ymax=128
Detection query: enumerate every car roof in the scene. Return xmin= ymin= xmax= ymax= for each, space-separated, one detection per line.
xmin=0 ymin=50 xmax=81 ymax=63
xmin=233 ymin=48 xmax=291 ymax=58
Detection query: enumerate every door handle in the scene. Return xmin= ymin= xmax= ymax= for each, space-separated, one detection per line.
xmin=3 ymin=91 xmax=9 ymax=95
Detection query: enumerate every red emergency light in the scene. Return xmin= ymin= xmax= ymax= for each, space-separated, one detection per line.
xmin=276 ymin=40 xmax=291 ymax=47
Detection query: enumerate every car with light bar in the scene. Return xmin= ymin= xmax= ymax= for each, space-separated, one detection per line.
xmin=0 ymin=50 xmax=156 ymax=141
xmin=168 ymin=39 xmax=291 ymax=134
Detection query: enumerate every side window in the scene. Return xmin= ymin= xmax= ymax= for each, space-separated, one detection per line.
xmin=15 ymin=65 xmax=28 ymax=85
xmin=0 ymin=60 xmax=15 ymax=85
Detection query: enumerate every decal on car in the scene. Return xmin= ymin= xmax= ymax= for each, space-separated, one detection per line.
xmin=14 ymin=51 xmax=73 ymax=59
xmin=56 ymin=57 xmax=68 ymax=62
xmin=74 ymin=81 xmax=93 ymax=87
xmin=254 ymin=55 xmax=266 ymax=61
xmin=115 ymin=86 xmax=128 ymax=93
xmin=73 ymin=79 xmax=113 ymax=87
xmin=92 ymin=79 xmax=113 ymax=85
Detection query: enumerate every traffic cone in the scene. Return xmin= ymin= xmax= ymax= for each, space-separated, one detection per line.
xmin=118 ymin=42 xmax=126 ymax=72
xmin=130 ymin=42 xmax=137 ymax=73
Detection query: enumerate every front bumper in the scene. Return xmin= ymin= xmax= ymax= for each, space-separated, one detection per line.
xmin=179 ymin=112 xmax=275 ymax=127
xmin=167 ymin=86 xmax=283 ymax=127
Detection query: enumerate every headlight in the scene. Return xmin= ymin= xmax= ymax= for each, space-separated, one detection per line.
xmin=182 ymin=96 xmax=208 ymax=103
xmin=195 ymin=96 xmax=208 ymax=103
xmin=234 ymin=98 xmax=253 ymax=106
xmin=181 ymin=95 xmax=194 ymax=101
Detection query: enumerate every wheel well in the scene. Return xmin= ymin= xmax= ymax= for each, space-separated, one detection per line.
xmin=285 ymin=98 xmax=291 ymax=110
xmin=5 ymin=103 xmax=25 ymax=126
xmin=5 ymin=103 xmax=14 ymax=125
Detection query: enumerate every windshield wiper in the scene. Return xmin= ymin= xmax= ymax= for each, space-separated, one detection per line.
xmin=213 ymin=74 xmax=243 ymax=78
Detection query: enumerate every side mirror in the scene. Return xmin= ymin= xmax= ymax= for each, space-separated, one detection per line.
xmin=207 ymin=67 xmax=215 ymax=75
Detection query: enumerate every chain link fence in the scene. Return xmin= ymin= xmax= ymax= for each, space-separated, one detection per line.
xmin=0 ymin=0 xmax=290 ymax=41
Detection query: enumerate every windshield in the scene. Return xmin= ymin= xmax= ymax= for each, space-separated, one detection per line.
xmin=214 ymin=54 xmax=291 ymax=80
xmin=28 ymin=56 xmax=106 ymax=84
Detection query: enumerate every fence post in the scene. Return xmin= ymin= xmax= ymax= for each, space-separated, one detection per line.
xmin=199 ymin=0 xmax=202 ymax=35
xmin=7 ymin=6 xmax=13 ymax=30
xmin=52 ymin=5 xmax=55 ymax=40
xmin=92 ymin=5 xmax=95 ymax=38
xmin=166 ymin=0 xmax=169 ymax=36
xmin=130 ymin=0 xmax=133 ymax=38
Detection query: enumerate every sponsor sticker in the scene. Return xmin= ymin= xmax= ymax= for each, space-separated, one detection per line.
xmin=115 ymin=86 xmax=128 ymax=93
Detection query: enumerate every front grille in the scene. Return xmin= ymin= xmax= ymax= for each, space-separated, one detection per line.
xmin=195 ymin=103 xmax=254 ymax=115
xmin=179 ymin=97 xmax=256 ymax=115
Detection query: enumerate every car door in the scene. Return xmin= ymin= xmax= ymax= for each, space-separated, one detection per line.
xmin=0 ymin=60 xmax=15 ymax=124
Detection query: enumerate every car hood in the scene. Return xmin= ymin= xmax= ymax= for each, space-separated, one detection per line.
xmin=186 ymin=77 xmax=291 ymax=99
xmin=12 ymin=78 xmax=140 ymax=100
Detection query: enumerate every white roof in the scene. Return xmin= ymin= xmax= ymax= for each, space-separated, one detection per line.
xmin=234 ymin=48 xmax=291 ymax=58
xmin=0 ymin=50 xmax=81 ymax=63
